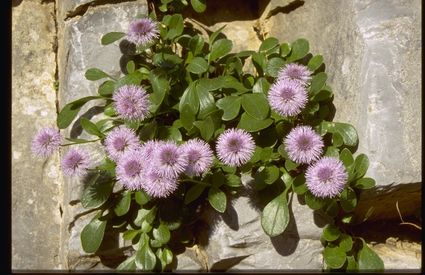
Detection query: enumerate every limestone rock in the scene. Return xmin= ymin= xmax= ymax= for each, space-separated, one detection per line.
xmin=11 ymin=0 xmax=63 ymax=270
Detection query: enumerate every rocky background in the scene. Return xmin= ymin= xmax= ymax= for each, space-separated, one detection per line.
xmin=12 ymin=0 xmax=421 ymax=271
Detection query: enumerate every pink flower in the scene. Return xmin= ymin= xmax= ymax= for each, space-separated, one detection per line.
xmin=216 ymin=128 xmax=255 ymax=167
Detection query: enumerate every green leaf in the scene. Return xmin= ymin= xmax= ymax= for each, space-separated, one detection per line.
xmin=98 ymin=80 xmax=115 ymax=97
xmin=116 ymin=255 xmax=137 ymax=271
xmin=114 ymin=191 xmax=131 ymax=217
xmin=123 ymin=230 xmax=140 ymax=241
xmin=184 ymin=184 xmax=206 ymax=204
xmin=287 ymin=38 xmax=309 ymax=62
xmin=209 ymin=24 xmax=227 ymax=45
xmin=340 ymin=187 xmax=357 ymax=213
xmin=280 ymin=43 xmax=291 ymax=57
xmin=252 ymin=52 xmax=267 ymax=75
xmin=135 ymin=190 xmax=151 ymax=205
xmin=216 ymin=96 xmax=241 ymax=121
xmin=261 ymin=192 xmax=290 ymax=237
xmin=324 ymin=200 xmax=339 ymax=218
xmin=353 ymin=177 xmax=375 ymax=189
xmin=354 ymin=154 xmax=369 ymax=179
xmin=115 ymin=71 xmax=144 ymax=89
xmin=285 ymin=159 xmax=298 ymax=172
xmin=252 ymin=77 xmax=270 ymax=95
xmin=208 ymin=187 xmax=227 ymax=213
xmin=307 ymin=55 xmax=323 ymax=72
xmin=312 ymin=89 xmax=333 ymax=102
xmin=179 ymin=82 xmax=199 ymax=114
xmin=149 ymin=69 xmax=169 ymax=107
xmin=241 ymin=93 xmax=270 ymax=120
xmin=85 ymin=68 xmax=110 ymax=81
xmin=305 ymin=191 xmax=329 ymax=210
xmin=254 ymin=165 xmax=280 ymax=185
xmin=265 ymin=57 xmax=285 ymax=77
xmin=153 ymin=224 xmax=171 ymax=245
xmin=81 ymin=174 xmax=114 ymax=209
xmin=187 ymin=57 xmax=209 ymax=74
xmin=338 ymin=234 xmax=353 ymax=252
xmin=190 ymin=0 xmax=206 ymax=12
xmin=197 ymin=86 xmax=216 ymax=119
xmin=339 ymin=148 xmax=354 ymax=167
xmin=310 ymin=72 xmax=327 ymax=95
xmin=323 ymin=246 xmax=346 ymax=269
xmin=358 ymin=239 xmax=384 ymax=271
xmin=164 ymin=14 xmax=184 ymax=40
xmin=101 ymin=32 xmax=125 ymax=45
xmin=324 ymin=146 xmax=339 ymax=158
xmin=238 ymin=112 xmax=273 ymax=132
xmin=341 ymin=213 xmax=354 ymax=224
xmin=80 ymin=117 xmax=104 ymax=137
xmin=81 ymin=213 xmax=107 ymax=253
xmin=188 ymin=35 xmax=205 ymax=56
xmin=209 ymin=39 xmax=233 ymax=62
xmin=126 ymin=60 xmax=135 ymax=73
xmin=332 ymin=132 xmax=344 ymax=147
xmin=292 ymin=174 xmax=307 ymax=195
xmin=57 ymin=96 xmax=101 ymax=129
xmin=259 ymin=37 xmax=279 ymax=53
xmin=180 ymin=104 xmax=196 ymax=131
xmin=225 ymin=174 xmax=242 ymax=187
xmin=135 ymin=240 xmax=157 ymax=271
xmin=346 ymin=255 xmax=358 ymax=271
xmin=323 ymin=224 xmax=341 ymax=242
xmin=321 ymin=121 xmax=359 ymax=147
xmin=194 ymin=117 xmax=214 ymax=141
xmin=134 ymin=207 xmax=157 ymax=226
xmin=157 ymin=126 xmax=182 ymax=142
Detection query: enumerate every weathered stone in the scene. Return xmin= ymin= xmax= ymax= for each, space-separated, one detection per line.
xmin=11 ymin=0 xmax=63 ymax=270
xmin=371 ymin=239 xmax=421 ymax=271
xmin=57 ymin=1 xmax=148 ymax=270
xmin=265 ymin=0 xmax=421 ymax=220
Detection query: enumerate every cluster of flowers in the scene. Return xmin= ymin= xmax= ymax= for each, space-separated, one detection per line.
xmin=31 ymin=17 xmax=347 ymax=201
xmin=268 ymin=63 xmax=348 ymax=198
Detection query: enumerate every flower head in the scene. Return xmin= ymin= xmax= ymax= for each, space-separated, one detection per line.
xmin=140 ymin=139 xmax=164 ymax=160
xmin=152 ymin=141 xmax=188 ymax=178
xmin=268 ymin=79 xmax=308 ymax=117
xmin=31 ymin=127 xmax=62 ymax=157
xmin=141 ymin=169 xmax=178 ymax=198
xmin=305 ymin=157 xmax=348 ymax=198
xmin=112 ymin=85 xmax=150 ymax=121
xmin=104 ymin=126 xmax=141 ymax=162
xmin=278 ymin=63 xmax=312 ymax=86
xmin=284 ymin=125 xmax=324 ymax=164
xmin=127 ymin=18 xmax=159 ymax=46
xmin=216 ymin=128 xmax=255 ymax=167
xmin=116 ymin=149 xmax=146 ymax=190
xmin=181 ymin=139 xmax=214 ymax=177
xmin=61 ymin=148 xmax=91 ymax=177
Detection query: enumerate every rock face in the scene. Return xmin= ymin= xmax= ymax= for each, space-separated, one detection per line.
xmin=265 ymin=0 xmax=421 ymax=221
xmin=11 ymin=0 xmax=63 ymax=270
xmin=56 ymin=0 xmax=148 ymax=270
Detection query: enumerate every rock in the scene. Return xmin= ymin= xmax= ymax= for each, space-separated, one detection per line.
xmin=56 ymin=1 xmax=148 ymax=270
xmin=265 ymin=0 xmax=421 ymax=220
xmin=371 ymin=239 xmax=421 ymax=271
xmin=11 ymin=0 xmax=63 ymax=270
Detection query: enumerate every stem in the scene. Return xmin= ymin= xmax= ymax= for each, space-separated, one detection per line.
xmin=60 ymin=139 xmax=101 ymax=147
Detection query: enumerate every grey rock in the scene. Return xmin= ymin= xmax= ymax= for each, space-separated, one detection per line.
xmin=371 ymin=238 xmax=421 ymax=271
xmin=57 ymin=1 xmax=148 ymax=270
xmin=266 ymin=0 xmax=421 ymax=220
xmin=11 ymin=0 xmax=63 ymax=270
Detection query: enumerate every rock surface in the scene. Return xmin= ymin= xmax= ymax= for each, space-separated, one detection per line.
xmin=265 ymin=0 xmax=421 ymax=221
xmin=11 ymin=0 xmax=63 ymax=270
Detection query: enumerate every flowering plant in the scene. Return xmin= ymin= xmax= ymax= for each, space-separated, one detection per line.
xmin=31 ymin=1 xmax=384 ymax=271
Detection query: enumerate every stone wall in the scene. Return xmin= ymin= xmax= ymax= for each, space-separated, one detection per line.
xmin=12 ymin=0 xmax=421 ymax=271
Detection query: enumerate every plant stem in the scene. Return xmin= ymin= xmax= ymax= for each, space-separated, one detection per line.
xmin=60 ymin=138 xmax=101 ymax=146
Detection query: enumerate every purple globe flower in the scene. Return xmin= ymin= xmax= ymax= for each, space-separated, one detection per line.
xmin=31 ymin=127 xmax=62 ymax=157
xmin=61 ymin=148 xmax=91 ymax=177
xmin=267 ymin=79 xmax=308 ymax=117
xmin=180 ymin=139 xmax=214 ymax=177
xmin=140 ymin=139 xmax=164 ymax=160
xmin=112 ymin=85 xmax=150 ymax=121
xmin=141 ymin=169 xmax=178 ymax=198
xmin=127 ymin=18 xmax=159 ymax=46
xmin=305 ymin=157 xmax=348 ymax=198
xmin=278 ymin=63 xmax=312 ymax=86
xmin=152 ymin=141 xmax=188 ymax=178
xmin=216 ymin=128 xmax=255 ymax=167
xmin=116 ymin=149 xmax=145 ymax=190
xmin=104 ymin=126 xmax=141 ymax=162
xmin=284 ymin=125 xmax=324 ymax=164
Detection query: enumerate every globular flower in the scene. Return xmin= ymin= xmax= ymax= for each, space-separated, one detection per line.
xmin=267 ymin=79 xmax=308 ymax=117
xmin=104 ymin=126 xmax=141 ymax=162
xmin=141 ymin=169 xmax=178 ymax=198
xmin=152 ymin=141 xmax=188 ymax=178
xmin=61 ymin=148 xmax=91 ymax=177
xmin=31 ymin=127 xmax=62 ymax=157
xmin=305 ymin=157 xmax=348 ymax=198
xmin=140 ymin=139 xmax=164 ymax=160
xmin=127 ymin=18 xmax=159 ymax=46
xmin=278 ymin=63 xmax=312 ymax=86
xmin=180 ymin=139 xmax=214 ymax=177
xmin=116 ymin=149 xmax=145 ymax=190
xmin=284 ymin=125 xmax=324 ymax=164
xmin=216 ymin=128 xmax=255 ymax=167
xmin=112 ymin=85 xmax=150 ymax=121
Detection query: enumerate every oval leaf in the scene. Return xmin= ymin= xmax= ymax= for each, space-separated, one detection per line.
xmin=323 ymin=224 xmax=341 ymax=242
xmin=307 ymin=55 xmax=323 ymax=72
xmin=116 ymin=255 xmax=136 ymax=271
xmin=184 ymin=184 xmax=206 ymax=205
xmin=358 ymin=239 xmax=384 ymax=271
xmin=101 ymin=32 xmax=125 ymax=45
xmin=259 ymin=37 xmax=279 ymax=53
xmin=237 ymin=112 xmax=273 ymax=132
xmin=114 ymin=191 xmax=131 ymax=216
xmin=216 ymin=96 xmax=241 ymax=121
xmin=190 ymin=0 xmax=207 ymax=13
xmin=323 ymin=246 xmax=346 ymax=269
xmin=208 ymin=187 xmax=227 ymax=213
xmin=241 ymin=93 xmax=270 ymax=120
xmin=85 ymin=68 xmax=110 ymax=81
xmin=187 ymin=57 xmax=208 ymax=74
xmin=287 ymin=38 xmax=309 ymax=62
xmin=81 ymin=214 xmax=107 ymax=253
xmin=81 ymin=174 xmax=114 ymax=209
xmin=340 ymin=187 xmax=357 ymax=213
xmin=209 ymin=39 xmax=233 ymax=62
xmin=353 ymin=177 xmax=375 ymax=190
xmin=80 ymin=117 xmax=104 ymax=137
xmin=57 ymin=96 xmax=101 ymax=129
xmin=153 ymin=224 xmax=171 ymax=245
xmin=261 ymin=192 xmax=290 ymax=237
xmin=135 ymin=241 xmax=157 ymax=271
